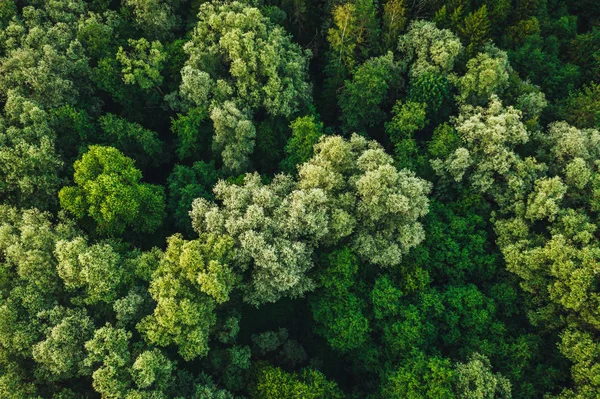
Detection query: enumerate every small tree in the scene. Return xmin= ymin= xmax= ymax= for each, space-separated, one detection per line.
xmin=59 ymin=145 xmax=165 ymax=236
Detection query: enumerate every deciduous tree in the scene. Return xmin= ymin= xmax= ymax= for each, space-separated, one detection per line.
xmin=138 ymin=233 xmax=234 ymax=360
xmin=179 ymin=1 xmax=311 ymax=173
xmin=191 ymin=134 xmax=431 ymax=305
xmin=59 ymin=145 xmax=165 ymax=236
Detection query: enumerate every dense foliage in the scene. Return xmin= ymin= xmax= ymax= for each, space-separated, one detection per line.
xmin=1 ymin=0 xmax=600 ymax=398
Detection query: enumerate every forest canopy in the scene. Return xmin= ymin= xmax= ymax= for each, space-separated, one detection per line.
xmin=1 ymin=0 xmax=600 ymax=398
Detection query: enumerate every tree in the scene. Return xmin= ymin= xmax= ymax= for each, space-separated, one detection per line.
xmin=251 ymin=366 xmax=343 ymax=399
xmin=385 ymin=100 xmax=428 ymax=168
xmin=138 ymin=233 xmax=234 ymax=360
xmin=454 ymin=46 xmax=511 ymax=105
xmin=98 ymin=113 xmax=163 ymax=167
xmin=381 ymin=354 xmax=456 ymax=399
xmin=399 ymin=21 xmax=463 ymax=78
xmin=507 ymin=30 xmax=580 ymax=101
xmin=189 ymin=373 xmax=237 ymax=399
xmin=386 ymin=100 xmax=428 ymax=145
xmin=454 ymin=353 xmax=512 ymax=399
xmin=0 ymin=363 xmax=40 ymax=399
xmin=382 ymin=0 xmax=407 ymax=51
xmin=428 ymin=123 xmax=462 ymax=160
xmin=431 ymin=96 xmax=528 ymax=195
xmin=327 ymin=0 xmax=380 ymax=72
xmin=32 ymin=307 xmax=94 ymax=381
xmin=557 ymin=327 xmax=600 ymax=397
xmin=0 ymin=1 xmax=93 ymax=109
xmin=131 ymin=349 xmax=175 ymax=391
xmin=54 ymin=237 xmax=125 ymax=305
xmin=113 ymin=286 xmax=153 ymax=328
xmin=50 ymin=104 xmax=96 ymax=163
xmin=408 ymin=71 xmax=452 ymax=123
xmin=298 ymin=134 xmax=432 ymax=267
xmin=191 ymin=134 xmax=431 ymax=305
xmin=84 ymin=324 xmax=177 ymax=398
xmin=568 ymin=28 xmax=600 ymax=84
xmin=59 ymin=145 xmax=165 ymax=236
xmin=280 ymin=115 xmax=324 ymax=174
xmin=179 ymin=1 xmax=312 ymax=173
xmin=0 ymin=206 xmax=80 ymax=369
xmin=0 ymin=205 xmax=170 ymax=396
xmin=191 ymin=172 xmax=320 ymax=305
xmin=123 ymin=0 xmax=180 ymax=39
xmin=0 ymin=0 xmax=16 ymax=29
xmin=93 ymin=56 xmax=136 ymax=111
xmin=167 ymin=161 xmax=218 ymax=233
xmin=409 ymin=197 xmax=500 ymax=285
xmin=322 ymin=0 xmax=380 ymax=122
xmin=560 ymin=83 xmax=600 ymax=129
xmin=210 ymin=101 xmax=257 ymax=174
xmin=338 ymin=52 xmax=403 ymax=132
xmin=310 ymin=248 xmax=369 ymax=352
xmin=514 ymin=83 xmax=547 ymax=123
xmin=76 ymin=10 xmax=122 ymax=61
xmin=83 ymin=325 xmax=133 ymax=398
xmin=253 ymin=116 xmax=295 ymax=175
xmin=116 ymin=38 xmax=166 ymax=92
xmin=0 ymin=95 xmax=63 ymax=209
xmin=170 ymin=107 xmax=212 ymax=161
xmin=458 ymin=6 xmax=491 ymax=57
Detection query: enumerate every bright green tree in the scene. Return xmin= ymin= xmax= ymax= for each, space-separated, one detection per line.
xmin=280 ymin=115 xmax=324 ymax=174
xmin=32 ymin=307 xmax=95 ymax=382
xmin=138 ymin=233 xmax=234 ymax=360
xmin=0 ymin=1 xmax=93 ymax=109
xmin=454 ymin=46 xmax=511 ymax=105
xmin=454 ymin=353 xmax=512 ymax=399
xmin=381 ymin=355 xmax=456 ymax=399
xmin=84 ymin=324 xmax=176 ymax=398
xmin=251 ymin=366 xmax=344 ymax=399
xmin=59 ymin=145 xmax=165 ymax=236
xmin=399 ymin=21 xmax=463 ymax=78
xmin=116 ymin=38 xmax=166 ymax=92
xmin=54 ymin=237 xmax=125 ymax=305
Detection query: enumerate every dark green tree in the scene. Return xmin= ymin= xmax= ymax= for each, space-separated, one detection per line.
xmin=98 ymin=113 xmax=163 ymax=167
xmin=167 ymin=161 xmax=218 ymax=233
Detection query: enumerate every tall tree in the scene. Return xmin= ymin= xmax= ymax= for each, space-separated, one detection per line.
xmin=190 ymin=134 xmax=431 ymax=305
xmin=178 ymin=1 xmax=312 ymax=174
